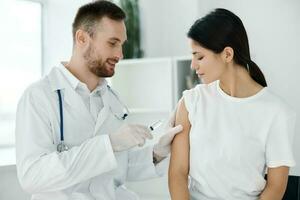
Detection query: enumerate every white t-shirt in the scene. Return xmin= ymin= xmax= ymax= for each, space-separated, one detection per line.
xmin=183 ymin=80 xmax=296 ymax=200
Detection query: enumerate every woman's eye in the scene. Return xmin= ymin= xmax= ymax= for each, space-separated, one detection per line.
xmin=198 ymin=57 xmax=203 ymax=60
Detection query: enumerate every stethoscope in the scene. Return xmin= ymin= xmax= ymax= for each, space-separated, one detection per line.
xmin=56 ymin=85 xmax=129 ymax=153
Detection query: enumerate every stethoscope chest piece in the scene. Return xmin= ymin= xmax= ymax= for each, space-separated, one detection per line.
xmin=57 ymin=141 xmax=69 ymax=153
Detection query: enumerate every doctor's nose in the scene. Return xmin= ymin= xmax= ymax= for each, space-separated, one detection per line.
xmin=115 ymin=48 xmax=123 ymax=60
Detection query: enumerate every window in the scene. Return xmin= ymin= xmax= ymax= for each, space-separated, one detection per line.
xmin=0 ymin=0 xmax=42 ymax=146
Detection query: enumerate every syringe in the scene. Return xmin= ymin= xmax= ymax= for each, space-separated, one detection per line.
xmin=148 ymin=120 xmax=163 ymax=131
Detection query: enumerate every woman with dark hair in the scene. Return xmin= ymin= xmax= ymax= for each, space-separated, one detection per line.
xmin=169 ymin=8 xmax=296 ymax=200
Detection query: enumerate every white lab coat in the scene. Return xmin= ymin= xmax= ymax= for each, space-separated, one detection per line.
xmin=15 ymin=66 xmax=168 ymax=200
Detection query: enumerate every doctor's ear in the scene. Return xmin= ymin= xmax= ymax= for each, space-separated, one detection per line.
xmin=75 ymin=29 xmax=89 ymax=47
xmin=221 ymin=47 xmax=234 ymax=63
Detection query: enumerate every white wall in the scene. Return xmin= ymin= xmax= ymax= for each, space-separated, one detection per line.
xmin=139 ymin=0 xmax=199 ymax=57
xmin=42 ymin=0 xmax=90 ymax=74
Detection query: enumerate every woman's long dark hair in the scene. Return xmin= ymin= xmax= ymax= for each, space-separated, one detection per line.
xmin=188 ymin=8 xmax=267 ymax=87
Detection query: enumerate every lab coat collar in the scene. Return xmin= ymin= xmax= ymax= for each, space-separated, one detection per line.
xmin=58 ymin=62 xmax=109 ymax=96
xmin=48 ymin=63 xmax=109 ymax=94
xmin=48 ymin=66 xmax=70 ymax=92
xmin=47 ymin=66 xmax=95 ymax=123
xmin=47 ymin=65 xmax=112 ymax=127
xmin=58 ymin=62 xmax=79 ymax=90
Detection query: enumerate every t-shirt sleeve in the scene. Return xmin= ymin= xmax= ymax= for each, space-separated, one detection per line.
xmin=265 ymin=108 xmax=297 ymax=168
xmin=182 ymin=86 xmax=199 ymax=124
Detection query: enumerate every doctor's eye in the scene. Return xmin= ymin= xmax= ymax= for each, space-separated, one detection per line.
xmin=108 ymin=41 xmax=117 ymax=47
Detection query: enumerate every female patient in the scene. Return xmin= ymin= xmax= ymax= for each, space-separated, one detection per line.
xmin=169 ymin=8 xmax=296 ymax=200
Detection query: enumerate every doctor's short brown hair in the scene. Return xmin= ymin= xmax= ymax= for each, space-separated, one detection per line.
xmin=72 ymin=0 xmax=126 ymax=43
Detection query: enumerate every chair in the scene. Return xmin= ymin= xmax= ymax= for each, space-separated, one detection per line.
xmin=283 ymin=175 xmax=300 ymax=200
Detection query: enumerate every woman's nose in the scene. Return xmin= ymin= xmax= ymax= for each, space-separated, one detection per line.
xmin=191 ymin=58 xmax=198 ymax=70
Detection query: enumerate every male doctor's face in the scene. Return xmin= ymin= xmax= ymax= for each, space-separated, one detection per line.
xmin=83 ymin=17 xmax=127 ymax=77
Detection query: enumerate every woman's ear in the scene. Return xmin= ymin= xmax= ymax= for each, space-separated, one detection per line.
xmin=221 ymin=46 xmax=234 ymax=63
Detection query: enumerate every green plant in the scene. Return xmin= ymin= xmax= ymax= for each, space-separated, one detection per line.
xmin=119 ymin=0 xmax=143 ymax=58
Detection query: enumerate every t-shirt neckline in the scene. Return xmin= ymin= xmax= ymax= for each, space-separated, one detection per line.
xmin=216 ymin=80 xmax=267 ymax=102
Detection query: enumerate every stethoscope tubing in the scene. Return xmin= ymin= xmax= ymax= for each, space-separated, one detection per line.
xmin=56 ymin=86 xmax=129 ymax=152
xmin=57 ymin=89 xmax=64 ymax=142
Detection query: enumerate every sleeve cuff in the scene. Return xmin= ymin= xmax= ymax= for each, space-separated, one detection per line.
xmin=126 ymin=146 xmax=157 ymax=181
xmin=99 ymin=135 xmax=117 ymax=169
xmin=267 ymin=160 xmax=296 ymax=168
xmin=154 ymin=155 xmax=170 ymax=177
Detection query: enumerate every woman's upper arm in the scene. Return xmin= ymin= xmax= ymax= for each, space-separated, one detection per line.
xmin=169 ymin=98 xmax=191 ymax=175
xmin=259 ymin=166 xmax=290 ymax=199
xmin=266 ymin=166 xmax=289 ymax=188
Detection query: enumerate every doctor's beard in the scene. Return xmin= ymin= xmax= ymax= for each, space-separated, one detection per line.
xmin=83 ymin=45 xmax=115 ymax=78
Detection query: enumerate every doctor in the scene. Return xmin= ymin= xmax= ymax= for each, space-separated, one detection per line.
xmin=15 ymin=1 xmax=182 ymax=199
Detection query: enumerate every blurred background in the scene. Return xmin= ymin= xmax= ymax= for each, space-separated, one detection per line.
xmin=0 ymin=0 xmax=300 ymax=199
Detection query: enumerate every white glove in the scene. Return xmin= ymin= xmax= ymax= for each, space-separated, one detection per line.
xmin=153 ymin=109 xmax=183 ymax=158
xmin=109 ymin=124 xmax=153 ymax=152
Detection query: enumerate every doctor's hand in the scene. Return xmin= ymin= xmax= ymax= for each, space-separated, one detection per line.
xmin=109 ymin=124 xmax=153 ymax=152
xmin=153 ymin=109 xmax=183 ymax=158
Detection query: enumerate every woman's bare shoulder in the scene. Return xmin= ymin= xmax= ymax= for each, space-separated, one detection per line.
xmin=175 ymin=98 xmax=191 ymax=135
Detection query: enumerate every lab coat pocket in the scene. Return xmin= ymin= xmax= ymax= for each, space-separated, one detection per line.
xmin=89 ymin=174 xmax=116 ymax=200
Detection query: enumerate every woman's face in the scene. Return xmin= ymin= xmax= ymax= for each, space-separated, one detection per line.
xmin=189 ymin=39 xmax=226 ymax=84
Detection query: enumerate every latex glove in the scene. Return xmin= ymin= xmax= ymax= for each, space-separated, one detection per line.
xmin=153 ymin=109 xmax=183 ymax=158
xmin=109 ymin=124 xmax=153 ymax=152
